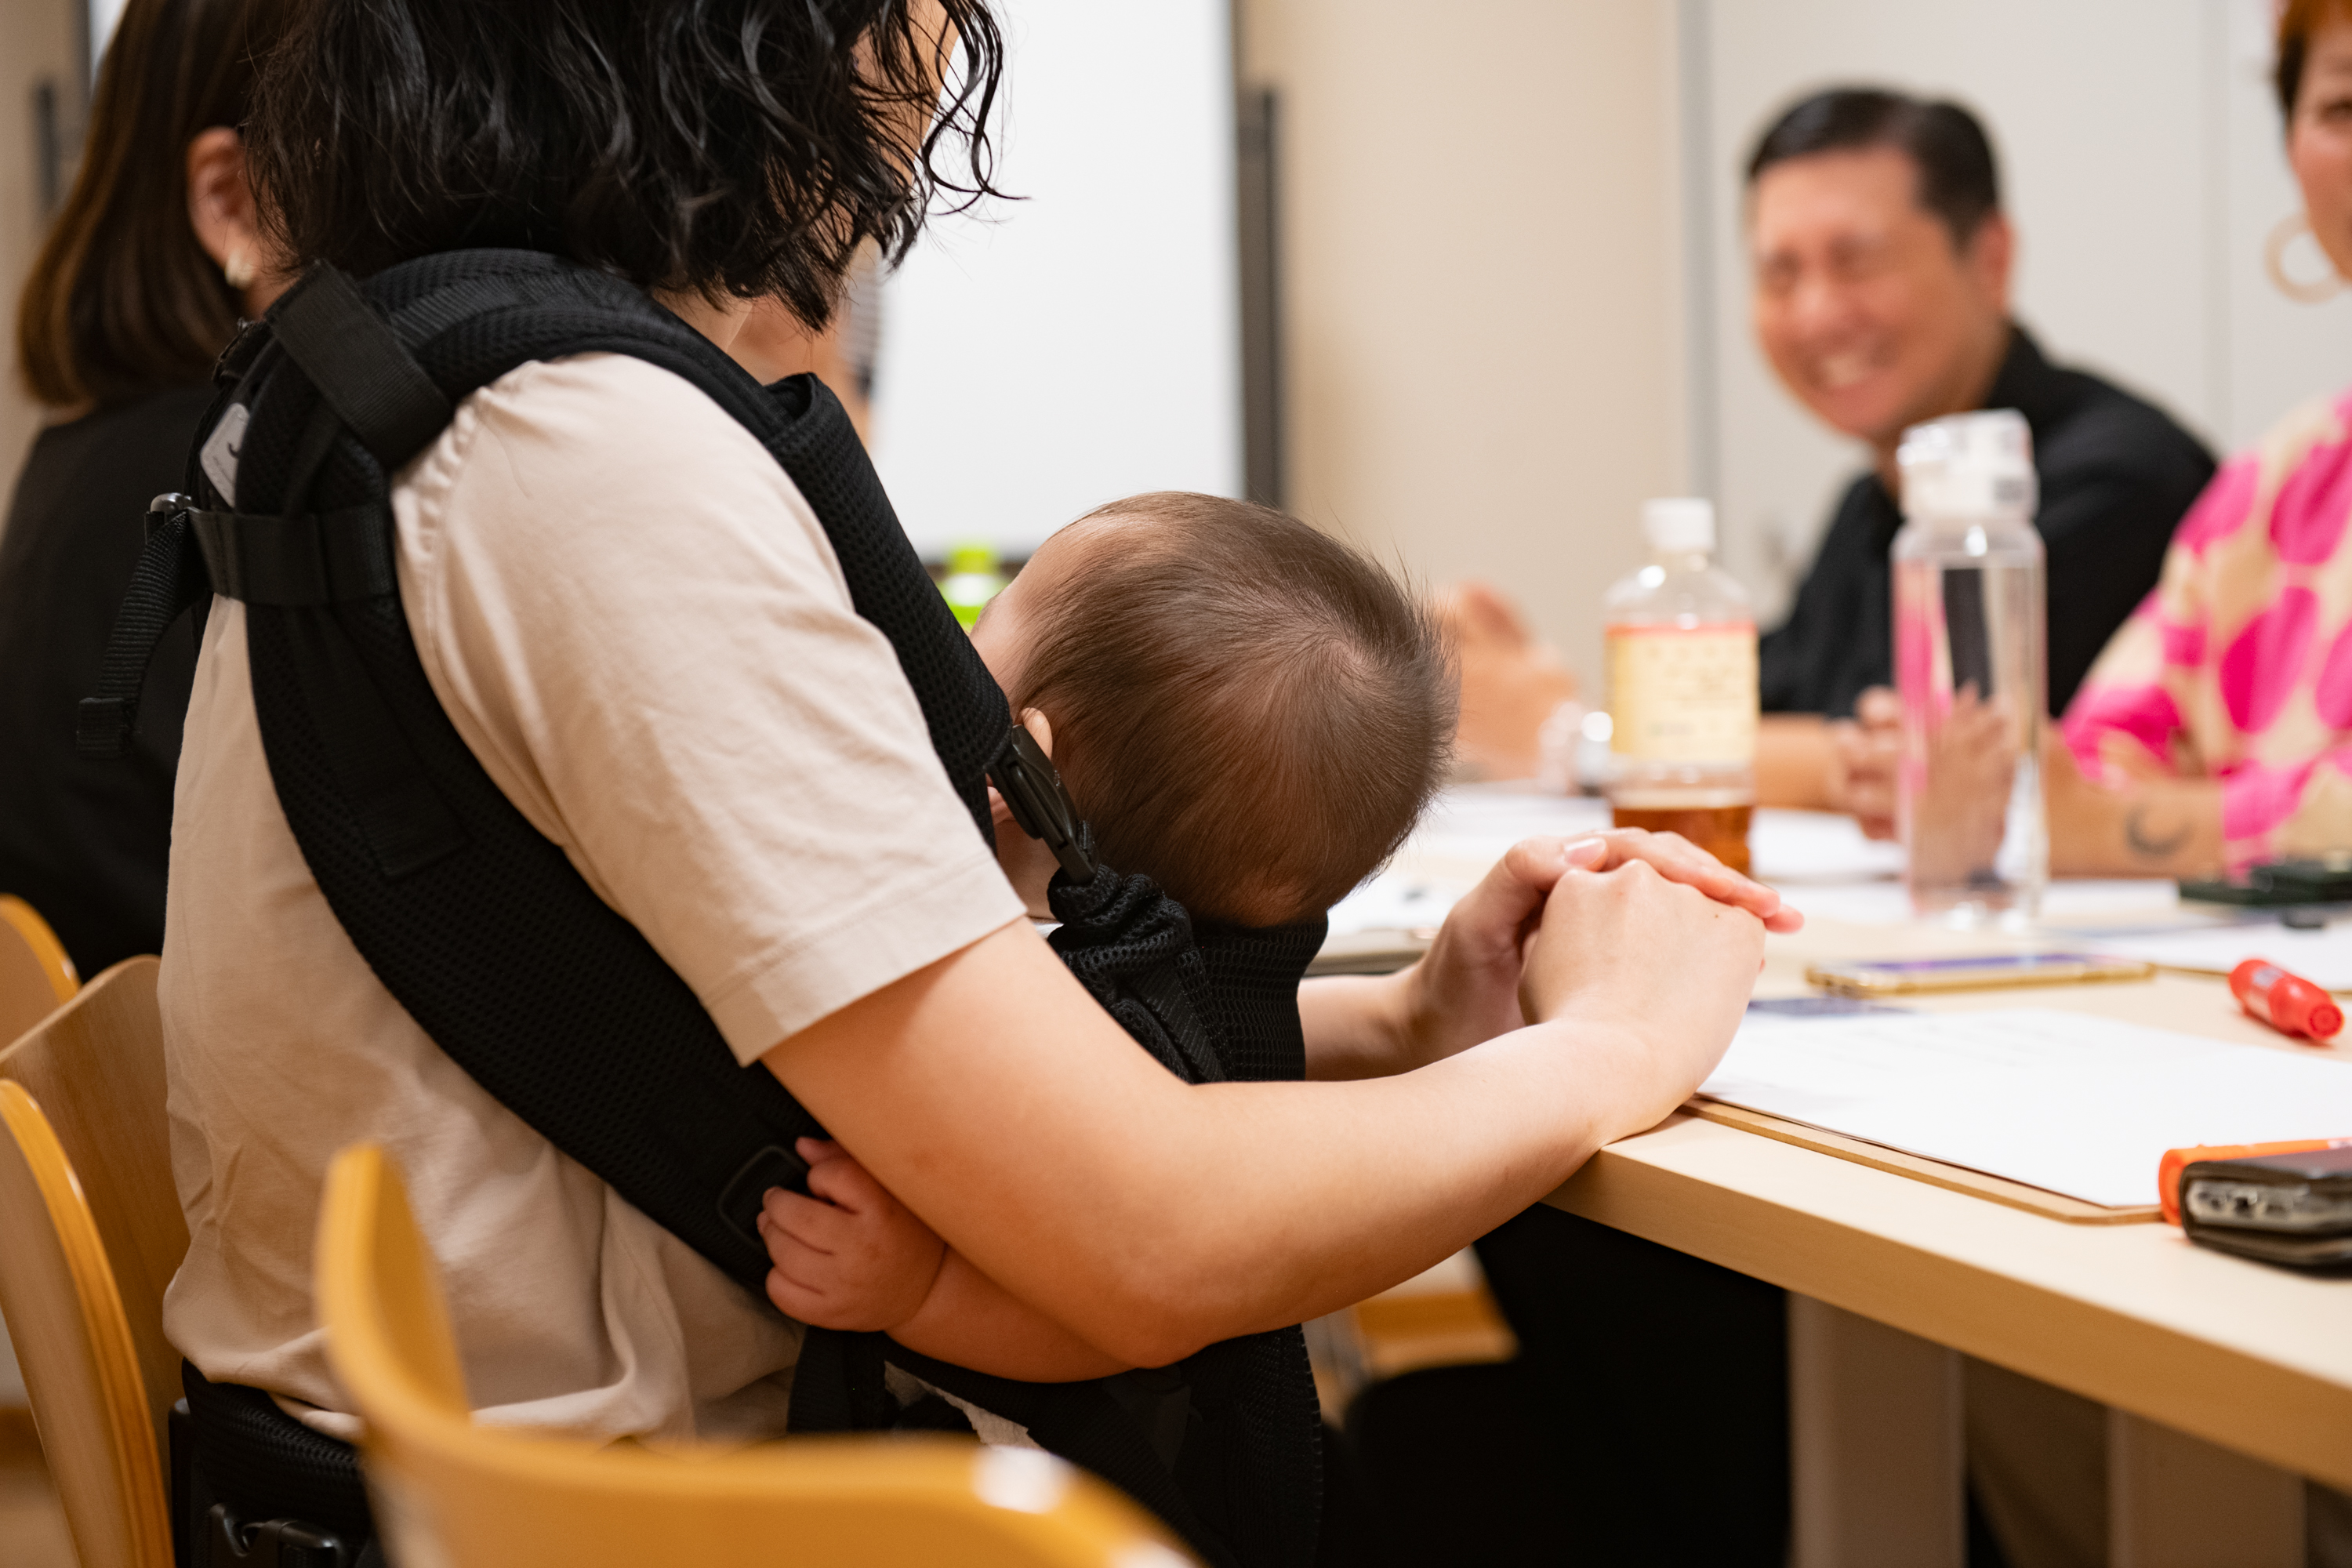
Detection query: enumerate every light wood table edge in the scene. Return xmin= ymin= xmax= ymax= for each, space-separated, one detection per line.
xmin=1544 ymin=1120 xmax=2352 ymax=1494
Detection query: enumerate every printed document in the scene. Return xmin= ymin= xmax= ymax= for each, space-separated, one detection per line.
xmin=1700 ymin=1007 xmax=2352 ymax=1207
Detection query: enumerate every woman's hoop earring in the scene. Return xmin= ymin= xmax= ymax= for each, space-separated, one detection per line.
xmin=2265 ymin=212 xmax=2348 ymax=303
xmin=223 ymin=245 xmax=257 ymax=292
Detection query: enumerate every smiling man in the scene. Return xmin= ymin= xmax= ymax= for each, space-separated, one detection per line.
xmin=1746 ymin=89 xmax=2213 ymax=826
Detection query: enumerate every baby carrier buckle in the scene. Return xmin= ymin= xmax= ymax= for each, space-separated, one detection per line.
xmin=989 ymin=724 xmax=1095 ymax=880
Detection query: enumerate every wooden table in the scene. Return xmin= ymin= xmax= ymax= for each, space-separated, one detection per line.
xmin=1544 ymin=906 xmax=2352 ymax=1568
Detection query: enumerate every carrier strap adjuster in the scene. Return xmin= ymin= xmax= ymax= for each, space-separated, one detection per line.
xmin=268 ymin=263 xmax=453 ymax=473
xmin=717 ymin=1144 xmax=814 ymax=1248
xmin=77 ymin=495 xmax=209 ymax=759
xmin=205 ymin=1505 xmax=349 ymax=1568
xmin=989 ymin=723 xmax=1097 ymax=880
xmin=187 ymin=504 xmax=395 ymax=607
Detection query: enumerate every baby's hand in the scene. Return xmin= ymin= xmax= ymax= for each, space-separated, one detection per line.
xmin=757 ymin=1137 xmax=947 ymax=1332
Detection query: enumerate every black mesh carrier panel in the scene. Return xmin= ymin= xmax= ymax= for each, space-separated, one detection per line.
xmin=117 ymin=252 xmax=1326 ymax=1566
xmin=822 ymin=844 xmax=1330 ymax=1568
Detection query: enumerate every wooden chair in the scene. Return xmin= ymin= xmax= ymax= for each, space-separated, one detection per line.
xmin=0 ymin=894 xmax=80 ymax=1047
xmin=0 ymin=956 xmax=184 ymax=1568
xmin=316 ymin=1143 xmax=1196 ymax=1568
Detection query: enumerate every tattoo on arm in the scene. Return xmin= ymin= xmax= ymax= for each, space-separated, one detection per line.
xmin=2125 ymin=801 xmax=2193 ymax=859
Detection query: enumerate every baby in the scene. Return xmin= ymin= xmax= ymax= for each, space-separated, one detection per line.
xmin=759 ymin=491 xmax=1456 ymax=1381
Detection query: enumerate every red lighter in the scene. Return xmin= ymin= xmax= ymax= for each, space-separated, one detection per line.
xmin=2228 ymin=957 xmax=2344 ymax=1043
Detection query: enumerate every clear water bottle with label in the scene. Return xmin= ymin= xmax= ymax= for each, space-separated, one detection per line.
xmin=1604 ymin=498 xmax=1757 ymax=873
xmin=1892 ymin=410 xmax=2048 ymax=925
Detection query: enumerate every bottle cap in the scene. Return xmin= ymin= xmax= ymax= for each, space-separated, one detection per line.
xmin=1642 ymin=497 xmax=1715 ymax=554
xmin=1897 ymin=409 xmax=2036 ymax=518
xmin=946 ymin=541 xmax=1000 ymax=576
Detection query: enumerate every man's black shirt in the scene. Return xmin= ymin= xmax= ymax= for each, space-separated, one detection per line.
xmin=1757 ymin=326 xmax=2215 ymax=720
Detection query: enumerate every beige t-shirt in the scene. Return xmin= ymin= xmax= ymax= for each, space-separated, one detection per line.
xmin=159 ymin=353 xmax=1025 ymax=1443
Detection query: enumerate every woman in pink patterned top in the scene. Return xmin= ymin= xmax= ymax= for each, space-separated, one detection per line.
xmin=2053 ymin=0 xmax=2352 ymax=877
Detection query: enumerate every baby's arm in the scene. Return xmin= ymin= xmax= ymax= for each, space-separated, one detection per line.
xmin=760 ymin=1138 xmax=1131 ymax=1383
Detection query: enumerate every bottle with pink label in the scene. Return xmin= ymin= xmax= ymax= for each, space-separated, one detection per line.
xmin=1603 ymin=499 xmax=1757 ymax=873
xmin=1892 ymin=410 xmax=2048 ymax=925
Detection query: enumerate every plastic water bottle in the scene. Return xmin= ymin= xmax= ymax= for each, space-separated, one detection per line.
xmin=1892 ymin=410 xmax=2048 ymax=925
xmin=1604 ymin=498 xmax=1758 ymax=873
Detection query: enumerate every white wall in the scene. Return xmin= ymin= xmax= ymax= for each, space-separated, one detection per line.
xmin=869 ymin=0 xmax=1242 ymax=559
xmin=1693 ymin=0 xmax=2352 ymax=625
xmin=1239 ymin=0 xmax=1689 ymax=683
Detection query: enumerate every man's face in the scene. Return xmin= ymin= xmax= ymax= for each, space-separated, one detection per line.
xmin=1749 ymin=146 xmax=2011 ymax=448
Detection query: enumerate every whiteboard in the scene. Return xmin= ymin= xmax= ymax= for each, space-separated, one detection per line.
xmin=869 ymin=0 xmax=1243 ymax=559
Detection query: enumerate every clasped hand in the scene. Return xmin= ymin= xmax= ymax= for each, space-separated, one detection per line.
xmin=1395 ymin=824 xmax=1798 ymax=1067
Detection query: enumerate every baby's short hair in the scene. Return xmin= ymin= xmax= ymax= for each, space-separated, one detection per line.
xmin=1012 ymin=492 xmax=1455 ymax=927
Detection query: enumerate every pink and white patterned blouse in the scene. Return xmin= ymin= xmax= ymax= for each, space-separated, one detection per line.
xmin=2063 ymin=387 xmax=2352 ymax=868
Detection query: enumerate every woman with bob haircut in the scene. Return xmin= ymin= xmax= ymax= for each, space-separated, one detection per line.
xmin=162 ymin=1 xmax=1794 ymax=1559
xmin=2 ymin=0 xmax=290 ymax=979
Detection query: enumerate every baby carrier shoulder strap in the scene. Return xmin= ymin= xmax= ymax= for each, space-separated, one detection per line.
xmin=92 ymin=252 xmax=1006 ymax=1289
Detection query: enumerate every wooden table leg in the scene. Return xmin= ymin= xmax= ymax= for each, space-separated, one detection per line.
xmin=2107 ymin=1408 xmax=2303 ymax=1568
xmin=1790 ymin=1294 xmax=1963 ymax=1568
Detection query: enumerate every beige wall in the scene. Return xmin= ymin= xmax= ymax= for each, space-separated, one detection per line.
xmin=1237 ymin=0 xmax=1688 ymax=681
xmin=0 ymin=0 xmax=80 ymax=516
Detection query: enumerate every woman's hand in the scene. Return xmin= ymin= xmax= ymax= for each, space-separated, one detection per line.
xmin=1518 ymin=856 xmax=1770 ymax=1123
xmin=1827 ymin=686 xmax=1904 ymax=839
xmin=1378 ymin=827 xmax=1798 ymax=1070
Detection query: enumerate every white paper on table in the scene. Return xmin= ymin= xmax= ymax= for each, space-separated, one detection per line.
xmin=1748 ymin=809 xmax=1907 ymax=884
xmin=1699 ymin=1007 xmax=2352 ymax=1207
xmin=1780 ymin=877 xmax=2182 ymax=928
xmin=1327 ymin=788 xmax=1603 ymax=938
xmin=2080 ymin=921 xmax=2352 ymax=991
xmin=1323 ymin=872 xmax=1468 ymax=938
xmin=1406 ymin=788 xmax=1610 ymax=868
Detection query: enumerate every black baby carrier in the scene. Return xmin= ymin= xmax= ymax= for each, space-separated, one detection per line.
xmin=86 ymin=251 xmax=1325 ymax=1568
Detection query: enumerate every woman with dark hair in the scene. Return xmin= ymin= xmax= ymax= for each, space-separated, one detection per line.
xmin=1 ymin=0 xmax=290 ymax=978
xmin=161 ymin=3 xmax=1788 ymax=1561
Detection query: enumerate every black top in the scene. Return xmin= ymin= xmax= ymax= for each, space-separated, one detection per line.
xmin=1758 ymin=326 xmax=2216 ymax=719
xmin=0 ymin=387 xmax=209 ymax=978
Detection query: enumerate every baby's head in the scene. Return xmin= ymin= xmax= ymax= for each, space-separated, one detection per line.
xmin=971 ymin=492 xmax=1455 ymax=927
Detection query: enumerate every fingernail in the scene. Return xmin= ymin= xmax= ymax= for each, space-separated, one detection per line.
xmin=1564 ymin=839 xmax=1605 ymax=867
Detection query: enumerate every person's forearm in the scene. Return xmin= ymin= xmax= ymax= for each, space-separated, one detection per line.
xmin=1755 ymin=714 xmax=1834 ymax=810
xmin=1298 ymin=972 xmax=1414 ymax=1080
xmin=2049 ymin=771 xmax=2224 ymax=878
xmin=765 ymin=923 xmax=1675 ymax=1370
xmin=887 ymin=1250 xmax=1132 ymax=1382
xmin=1301 ymin=842 xmax=1574 ymax=1080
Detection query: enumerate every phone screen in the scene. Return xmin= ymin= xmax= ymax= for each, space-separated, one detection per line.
xmin=1849 ymin=953 xmax=2103 ymax=975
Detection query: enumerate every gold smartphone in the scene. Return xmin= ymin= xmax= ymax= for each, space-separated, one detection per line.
xmin=1805 ymin=952 xmax=2157 ymax=996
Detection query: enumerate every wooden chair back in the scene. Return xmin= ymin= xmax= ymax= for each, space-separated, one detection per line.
xmin=0 ymin=956 xmax=186 ymax=1568
xmin=0 ymin=895 xmax=79 ymax=1048
xmin=316 ymin=1143 xmax=1196 ymax=1568
xmin=0 ymin=1080 xmax=174 ymax=1568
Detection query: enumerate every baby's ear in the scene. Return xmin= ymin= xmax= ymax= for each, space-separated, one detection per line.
xmin=1017 ymin=706 xmax=1055 ymax=758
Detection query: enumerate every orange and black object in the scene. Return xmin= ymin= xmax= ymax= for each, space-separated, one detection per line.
xmin=2159 ymin=1138 xmax=2352 ymax=1269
